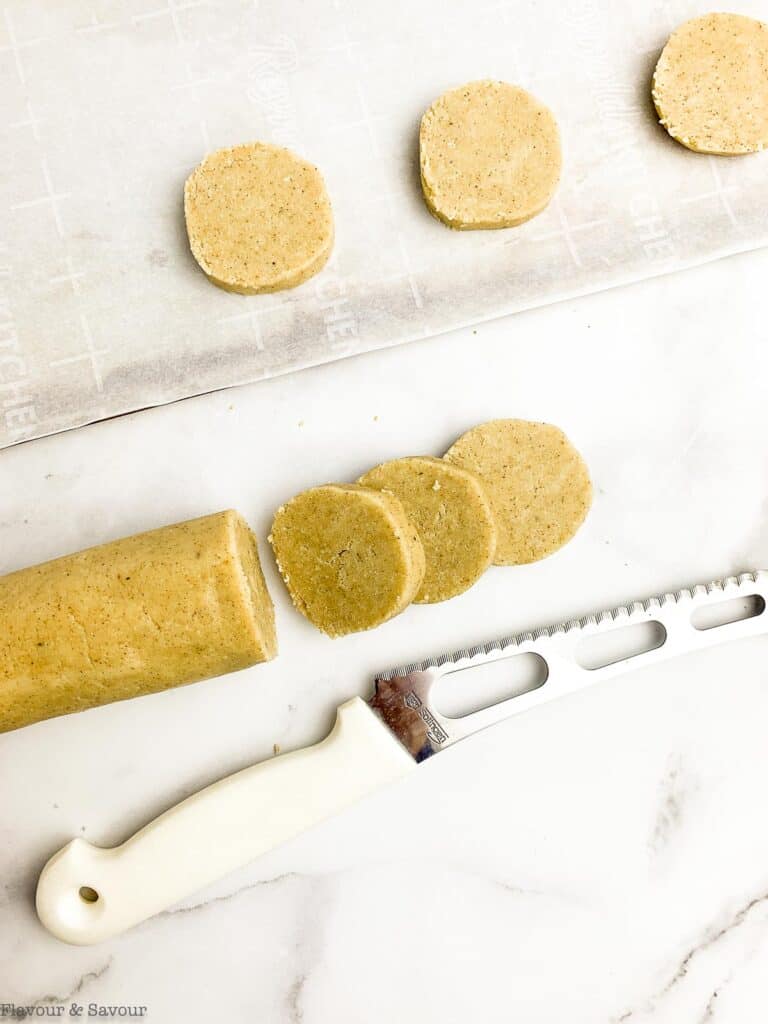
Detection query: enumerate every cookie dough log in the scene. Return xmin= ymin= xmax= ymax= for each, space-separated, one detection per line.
xmin=269 ymin=484 xmax=425 ymax=637
xmin=359 ymin=456 xmax=496 ymax=603
xmin=653 ymin=13 xmax=768 ymax=154
xmin=0 ymin=511 xmax=277 ymax=733
xmin=419 ymin=80 xmax=561 ymax=229
xmin=184 ymin=142 xmax=334 ymax=294
xmin=445 ymin=420 xmax=592 ymax=566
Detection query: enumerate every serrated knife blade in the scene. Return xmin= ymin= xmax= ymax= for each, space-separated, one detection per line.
xmin=370 ymin=571 xmax=768 ymax=761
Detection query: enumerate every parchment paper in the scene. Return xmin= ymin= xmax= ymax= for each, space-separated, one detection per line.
xmin=2 ymin=0 xmax=767 ymax=449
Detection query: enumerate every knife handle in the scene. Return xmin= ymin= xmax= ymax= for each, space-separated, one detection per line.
xmin=36 ymin=698 xmax=414 ymax=945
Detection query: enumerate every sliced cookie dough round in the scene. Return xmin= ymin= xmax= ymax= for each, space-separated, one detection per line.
xmin=444 ymin=420 xmax=592 ymax=566
xmin=653 ymin=13 xmax=768 ymax=155
xmin=269 ymin=484 xmax=425 ymax=637
xmin=359 ymin=456 xmax=497 ymax=604
xmin=184 ymin=142 xmax=334 ymax=294
xmin=419 ymin=79 xmax=561 ymax=230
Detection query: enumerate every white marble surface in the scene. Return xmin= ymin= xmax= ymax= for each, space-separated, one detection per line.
xmin=1 ymin=249 xmax=768 ymax=1022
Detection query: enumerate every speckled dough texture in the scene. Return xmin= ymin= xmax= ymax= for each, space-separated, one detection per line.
xmin=653 ymin=13 xmax=768 ymax=155
xmin=269 ymin=484 xmax=425 ymax=637
xmin=445 ymin=420 xmax=592 ymax=566
xmin=359 ymin=456 xmax=496 ymax=603
xmin=184 ymin=142 xmax=334 ymax=294
xmin=419 ymin=79 xmax=562 ymax=229
xmin=0 ymin=511 xmax=277 ymax=733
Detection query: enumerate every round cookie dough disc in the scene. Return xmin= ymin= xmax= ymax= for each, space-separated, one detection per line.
xmin=445 ymin=420 xmax=592 ymax=566
xmin=653 ymin=13 xmax=768 ymax=155
xmin=184 ymin=142 xmax=334 ymax=294
xmin=359 ymin=456 xmax=497 ymax=603
xmin=269 ymin=484 xmax=425 ymax=637
xmin=419 ymin=80 xmax=561 ymax=230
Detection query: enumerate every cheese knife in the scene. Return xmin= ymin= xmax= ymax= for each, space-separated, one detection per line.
xmin=36 ymin=570 xmax=768 ymax=944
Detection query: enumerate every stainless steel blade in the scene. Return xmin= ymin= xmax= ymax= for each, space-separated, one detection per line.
xmin=369 ymin=571 xmax=768 ymax=761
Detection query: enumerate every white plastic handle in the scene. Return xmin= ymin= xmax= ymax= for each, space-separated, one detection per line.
xmin=36 ymin=698 xmax=415 ymax=945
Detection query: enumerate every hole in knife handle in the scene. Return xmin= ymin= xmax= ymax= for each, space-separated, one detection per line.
xmin=575 ymin=620 xmax=667 ymax=671
xmin=433 ymin=652 xmax=548 ymax=719
xmin=690 ymin=594 xmax=765 ymax=631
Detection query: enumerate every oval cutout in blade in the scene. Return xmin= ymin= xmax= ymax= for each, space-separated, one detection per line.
xmin=433 ymin=652 xmax=548 ymax=720
xmin=691 ymin=594 xmax=765 ymax=631
xmin=576 ymin=620 xmax=667 ymax=672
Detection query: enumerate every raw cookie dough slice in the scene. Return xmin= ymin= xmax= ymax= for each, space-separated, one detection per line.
xmin=653 ymin=13 xmax=768 ymax=154
xmin=184 ymin=142 xmax=334 ymax=294
xmin=269 ymin=484 xmax=425 ymax=637
xmin=359 ymin=456 xmax=496 ymax=603
xmin=419 ymin=79 xmax=561 ymax=229
xmin=445 ymin=420 xmax=592 ymax=566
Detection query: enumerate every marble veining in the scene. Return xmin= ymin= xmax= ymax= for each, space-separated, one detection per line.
xmin=648 ymin=754 xmax=696 ymax=857
xmin=22 ymin=961 xmax=112 ymax=1016
xmin=614 ymin=887 xmax=768 ymax=1023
